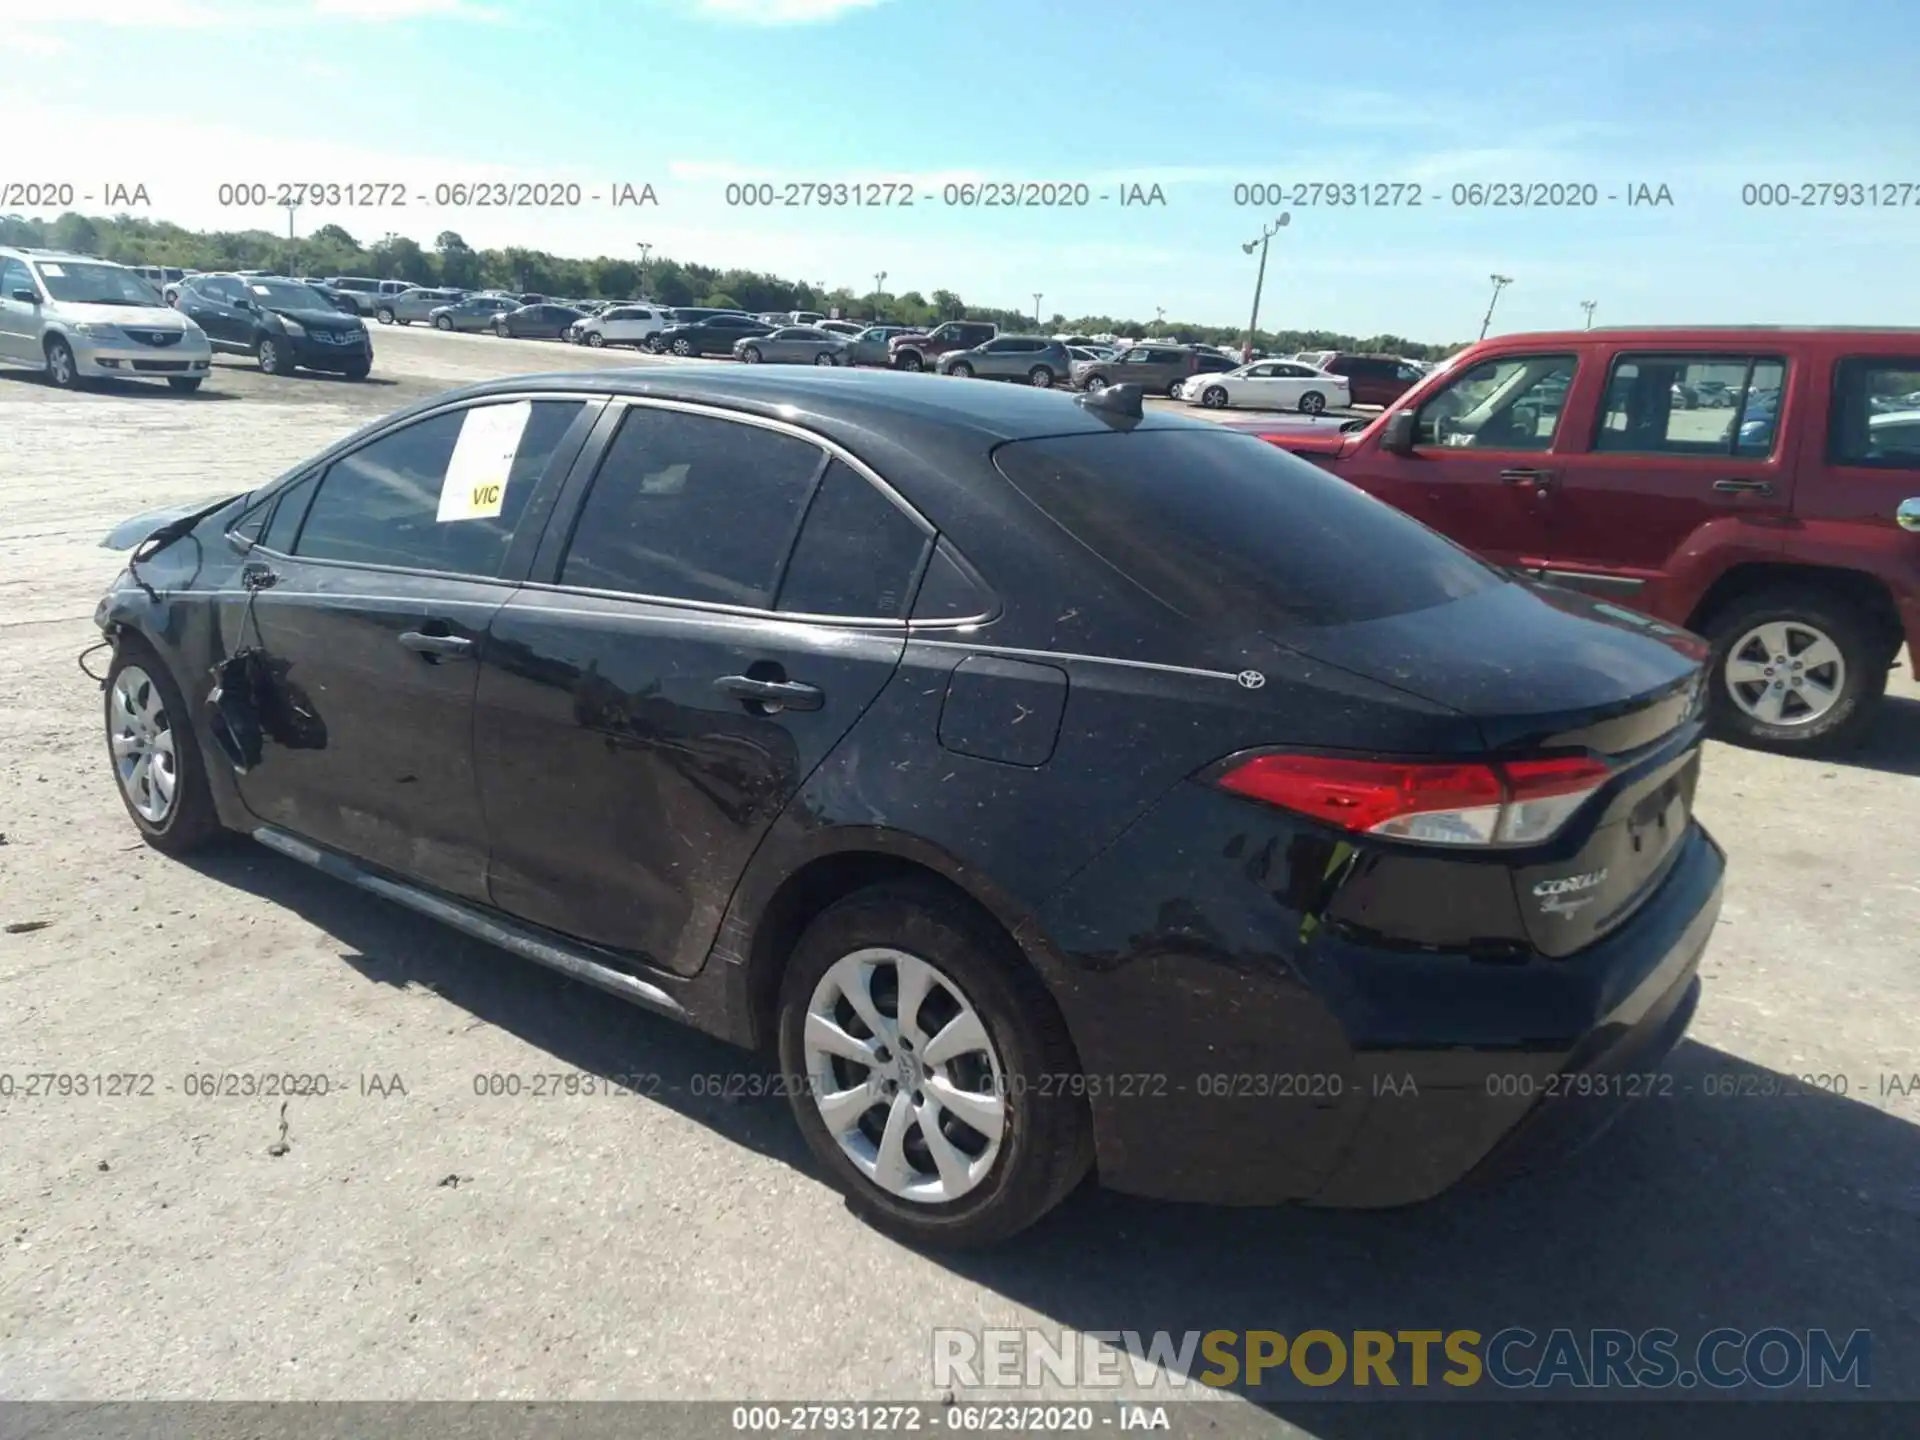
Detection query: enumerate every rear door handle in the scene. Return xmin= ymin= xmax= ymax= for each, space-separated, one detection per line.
xmin=1498 ymin=468 xmax=1555 ymax=485
xmin=398 ymin=631 xmax=474 ymax=659
xmin=1713 ymin=478 xmax=1774 ymax=495
xmin=714 ymin=674 xmax=824 ymax=711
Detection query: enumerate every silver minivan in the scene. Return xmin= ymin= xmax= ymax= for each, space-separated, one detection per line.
xmin=374 ymin=287 xmax=467 ymax=325
xmin=0 ymin=247 xmax=213 ymax=392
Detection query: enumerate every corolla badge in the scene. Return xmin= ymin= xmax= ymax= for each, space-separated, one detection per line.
xmin=1533 ymin=869 xmax=1608 ymax=918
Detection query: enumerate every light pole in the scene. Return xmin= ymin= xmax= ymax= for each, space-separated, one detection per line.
xmin=282 ymin=199 xmax=298 ymax=274
xmin=1240 ymin=212 xmax=1290 ymax=362
xmin=1479 ymin=273 xmax=1513 ymax=341
xmin=635 ymin=241 xmax=652 ymax=298
xmin=1580 ymin=299 xmax=1596 ymax=330
xmin=873 ymin=270 xmax=887 ymax=321
xmin=1033 ymin=292 xmax=1043 ymax=327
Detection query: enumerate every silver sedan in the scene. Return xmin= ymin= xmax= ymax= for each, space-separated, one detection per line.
xmin=734 ymin=326 xmax=848 ymax=365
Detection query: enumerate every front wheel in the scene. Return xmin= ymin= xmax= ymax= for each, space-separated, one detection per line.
xmin=104 ymin=640 xmax=223 ymax=855
xmin=1703 ymin=589 xmax=1887 ymax=754
xmin=948 ymin=361 xmax=973 ymax=378
xmin=375 ymin=308 xmax=395 ymax=325
xmin=740 ymin=346 xmax=762 ymax=363
xmin=256 ymin=336 xmax=295 ymax=376
xmin=586 ymin=332 xmax=606 ymax=347
xmin=1166 ymin=378 xmax=1185 ymax=398
xmin=815 ymin=352 xmax=838 ymax=366
xmin=434 ymin=314 xmax=453 ymax=330
xmin=778 ymin=883 xmax=1094 ymax=1249
xmin=897 ymin=352 xmax=924 ymax=372
xmin=1299 ymin=390 xmax=1327 ymax=416
xmin=342 ymin=362 xmax=371 ymax=381
xmin=671 ymin=338 xmax=693 ymax=356
xmin=1201 ymin=385 xmax=1229 ymax=408
xmin=44 ymin=336 xmax=81 ymax=389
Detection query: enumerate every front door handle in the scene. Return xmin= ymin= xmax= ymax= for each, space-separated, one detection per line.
xmin=1498 ymin=467 xmax=1555 ymax=486
xmin=1713 ymin=478 xmax=1775 ymax=495
xmin=714 ymin=674 xmax=824 ymax=711
xmin=398 ymin=631 xmax=473 ymax=659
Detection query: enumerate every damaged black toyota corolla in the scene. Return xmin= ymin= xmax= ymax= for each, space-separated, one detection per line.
xmin=89 ymin=367 xmax=1725 ymax=1247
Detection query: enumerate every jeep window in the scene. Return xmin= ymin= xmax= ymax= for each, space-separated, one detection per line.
xmin=1595 ymin=354 xmax=1787 ymax=457
xmin=1414 ymin=354 xmax=1578 ymax=451
xmin=1831 ymin=358 xmax=1920 ymax=469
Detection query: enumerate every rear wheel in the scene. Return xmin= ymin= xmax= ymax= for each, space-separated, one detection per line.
xmin=1028 ymin=366 xmax=1055 ymax=388
xmin=1299 ymin=390 xmax=1327 ymax=415
xmin=1166 ymin=377 xmax=1185 ymax=398
xmin=778 ymin=883 xmax=1093 ymax=1249
xmin=375 ymin=307 xmax=395 ymax=325
xmin=167 ymin=377 xmax=203 ymax=393
xmin=741 ymin=345 xmax=762 ymax=363
xmin=815 ymin=351 xmax=838 ymax=366
xmin=897 ymin=352 xmax=924 ymax=372
xmin=104 ymin=639 xmax=223 ymax=855
xmin=1702 ymin=588 xmax=1887 ymax=754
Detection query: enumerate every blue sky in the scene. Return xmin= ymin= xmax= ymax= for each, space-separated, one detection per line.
xmin=7 ymin=0 xmax=1920 ymax=341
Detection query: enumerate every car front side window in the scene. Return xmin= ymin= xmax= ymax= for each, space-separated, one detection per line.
xmin=1415 ymin=355 xmax=1579 ymax=451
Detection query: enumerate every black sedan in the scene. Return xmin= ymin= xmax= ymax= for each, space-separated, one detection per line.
xmin=491 ymin=303 xmax=587 ymax=339
xmin=655 ymin=313 xmax=775 ymax=357
xmin=174 ymin=273 xmax=372 ymax=378
xmin=90 ymin=371 xmax=1724 ymax=1248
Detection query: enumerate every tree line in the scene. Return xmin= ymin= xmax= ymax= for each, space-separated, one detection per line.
xmin=0 ymin=210 xmax=1466 ymax=358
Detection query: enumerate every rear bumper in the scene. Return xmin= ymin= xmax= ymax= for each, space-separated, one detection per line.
xmin=1030 ymin=786 xmax=1726 ymax=1208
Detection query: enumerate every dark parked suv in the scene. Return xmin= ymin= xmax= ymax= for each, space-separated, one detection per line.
xmin=175 ymin=273 xmax=373 ymax=378
xmin=93 ymin=371 xmax=1724 ymax=1247
xmin=1071 ymin=343 xmax=1237 ymax=397
xmin=1324 ymin=353 xmax=1428 ymax=407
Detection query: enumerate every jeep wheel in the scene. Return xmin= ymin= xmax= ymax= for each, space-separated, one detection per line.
xmin=897 ymin=352 xmax=924 ymax=372
xmin=1703 ymin=589 xmax=1887 ymax=754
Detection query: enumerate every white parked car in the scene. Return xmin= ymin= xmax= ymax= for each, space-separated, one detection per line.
xmin=1177 ymin=359 xmax=1351 ymax=415
xmin=570 ymin=303 xmax=669 ymax=348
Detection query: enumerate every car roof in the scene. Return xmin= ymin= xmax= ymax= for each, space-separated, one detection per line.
xmin=1496 ymin=326 xmax=1920 ymax=342
xmin=394 ymin=365 xmax=1215 ymax=446
xmin=4 ymin=248 xmax=106 ymax=263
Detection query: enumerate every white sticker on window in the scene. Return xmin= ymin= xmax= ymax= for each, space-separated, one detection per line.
xmin=251 ymin=285 xmax=271 ymax=295
xmin=40 ymin=263 xmax=64 ymax=277
xmin=438 ymin=401 xmax=533 ymax=522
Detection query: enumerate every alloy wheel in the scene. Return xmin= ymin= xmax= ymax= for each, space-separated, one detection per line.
xmin=109 ymin=665 xmax=178 ymax=825
xmin=802 ymin=947 xmax=1007 ymax=1204
xmin=1724 ymin=620 xmax=1846 ymax=726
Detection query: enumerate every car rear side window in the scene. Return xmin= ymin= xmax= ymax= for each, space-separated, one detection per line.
xmin=1595 ymin=354 xmax=1787 ymax=456
xmin=293 ymin=400 xmax=584 ymax=576
xmin=1829 ymin=357 xmax=1920 ymax=469
xmin=994 ymin=430 xmax=1500 ymax=629
xmin=261 ymin=474 xmax=318 ymax=552
xmin=559 ymin=408 xmax=824 ymax=607
xmin=776 ymin=461 xmax=930 ymax=619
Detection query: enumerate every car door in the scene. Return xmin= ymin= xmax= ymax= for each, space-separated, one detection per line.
xmin=472 ymin=401 xmax=927 ymax=974
xmin=229 ymin=395 xmax=601 ymax=899
xmin=178 ymin=276 xmax=243 ymax=347
xmin=1540 ymin=350 xmax=1794 ymax=601
xmin=1231 ymin=362 xmax=1284 ymax=406
xmin=0 ymin=256 xmax=38 ymax=362
xmin=1364 ymin=350 xmax=1582 ymax=567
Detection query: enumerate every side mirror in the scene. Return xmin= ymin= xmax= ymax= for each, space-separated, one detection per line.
xmin=1380 ymin=409 xmax=1417 ymax=453
xmin=11 ymin=288 xmax=38 ymax=304
xmin=233 ymin=296 xmax=255 ymax=311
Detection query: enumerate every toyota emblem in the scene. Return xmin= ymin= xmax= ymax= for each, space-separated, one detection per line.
xmin=1237 ymin=670 xmax=1266 ymax=690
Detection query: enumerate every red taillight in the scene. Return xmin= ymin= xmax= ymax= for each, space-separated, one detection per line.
xmin=1213 ymin=752 xmax=1611 ymax=848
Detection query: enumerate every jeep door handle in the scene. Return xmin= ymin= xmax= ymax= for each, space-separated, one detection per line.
xmin=1498 ymin=468 xmax=1554 ymax=485
xmin=714 ymin=675 xmax=824 ymax=711
xmin=397 ymin=631 xmax=473 ymax=658
xmin=1713 ymin=478 xmax=1774 ymax=495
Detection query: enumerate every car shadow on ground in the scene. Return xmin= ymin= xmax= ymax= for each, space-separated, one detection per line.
xmin=187 ymin=844 xmax=1919 ymax=1436
xmin=0 ymin=370 xmax=242 ymax=401
xmin=1807 ymin=694 xmax=1920 ymax=778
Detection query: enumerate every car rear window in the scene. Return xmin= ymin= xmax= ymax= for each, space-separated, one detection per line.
xmin=993 ymin=429 xmax=1501 ymax=629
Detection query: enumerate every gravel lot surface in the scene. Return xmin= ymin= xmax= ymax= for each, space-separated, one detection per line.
xmin=1 ymin=327 xmax=1916 ymax=1431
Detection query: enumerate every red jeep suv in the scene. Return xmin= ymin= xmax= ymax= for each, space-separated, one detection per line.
xmin=1255 ymin=327 xmax=1920 ymax=755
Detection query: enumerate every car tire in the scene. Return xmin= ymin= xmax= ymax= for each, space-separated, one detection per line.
xmin=1166 ymin=378 xmax=1186 ymax=398
xmin=343 ymin=362 xmax=371 ymax=381
xmin=1082 ymin=374 xmax=1107 ymax=391
xmin=897 ymin=352 xmax=924 ymax=372
xmin=644 ymin=335 xmax=664 ymax=354
xmin=167 ymin=377 xmax=203 ymax=393
xmin=1701 ymin=588 xmax=1888 ymax=755
xmin=815 ymin=352 xmax=837 ymax=366
xmin=587 ymin=332 xmax=606 ymax=347
xmin=1028 ymin=366 xmax=1055 ymax=388
xmin=671 ymin=338 xmax=693 ymax=357
xmin=104 ymin=637 xmax=224 ymax=857
xmin=776 ymin=881 xmax=1095 ymax=1249
xmin=1299 ymin=391 xmax=1327 ymax=416
xmin=1201 ymin=385 xmax=1229 ymax=408
xmin=949 ymin=361 xmax=974 ymax=378
xmin=43 ymin=336 xmax=82 ymax=389
xmin=255 ymin=336 xmax=294 ymax=376
xmin=375 ymin=307 xmax=395 ymax=324
xmin=434 ymin=314 xmax=453 ymax=330
xmin=741 ymin=346 xmax=762 ymax=363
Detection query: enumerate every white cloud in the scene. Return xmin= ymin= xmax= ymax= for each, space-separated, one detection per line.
xmin=668 ymin=0 xmax=891 ymax=23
